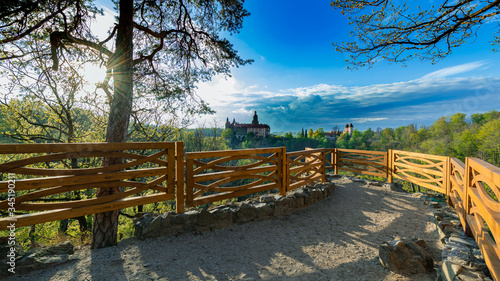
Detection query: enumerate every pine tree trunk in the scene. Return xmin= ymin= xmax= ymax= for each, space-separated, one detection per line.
xmin=91 ymin=0 xmax=134 ymax=249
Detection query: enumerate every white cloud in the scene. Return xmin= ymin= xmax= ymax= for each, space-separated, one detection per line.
xmin=193 ymin=67 xmax=500 ymax=131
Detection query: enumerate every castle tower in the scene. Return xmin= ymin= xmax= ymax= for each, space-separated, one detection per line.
xmin=252 ymin=111 xmax=259 ymax=125
xmin=349 ymin=123 xmax=353 ymax=135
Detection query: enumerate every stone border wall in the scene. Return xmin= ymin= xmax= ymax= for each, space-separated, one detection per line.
xmin=133 ymin=182 xmax=336 ymax=240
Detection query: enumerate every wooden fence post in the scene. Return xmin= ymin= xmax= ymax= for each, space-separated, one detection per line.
xmin=387 ymin=149 xmax=393 ymax=183
xmin=334 ymin=148 xmax=338 ymax=175
xmin=321 ymin=149 xmax=326 ymax=183
xmin=175 ymin=142 xmax=185 ymax=214
xmin=280 ymin=146 xmax=287 ymax=196
xmin=463 ymin=157 xmax=472 ymax=236
xmin=445 ymin=157 xmax=452 ymax=206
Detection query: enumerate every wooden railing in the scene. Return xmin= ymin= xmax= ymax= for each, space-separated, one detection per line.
xmin=0 ymin=143 xmax=498 ymax=280
xmin=464 ymin=157 xmax=500 ymax=280
xmin=0 ymin=142 xmax=183 ymax=229
xmin=185 ymin=147 xmax=286 ymax=207
xmin=391 ymin=150 xmax=449 ymax=194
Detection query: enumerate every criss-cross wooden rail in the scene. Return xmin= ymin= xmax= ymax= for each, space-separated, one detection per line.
xmin=0 ymin=143 xmax=498 ymax=280
xmin=184 ymin=147 xmax=286 ymax=207
xmin=287 ymin=148 xmax=325 ymax=192
xmin=0 ymin=142 xmax=183 ymax=229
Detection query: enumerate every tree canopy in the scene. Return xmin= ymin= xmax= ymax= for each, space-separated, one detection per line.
xmin=1 ymin=0 xmax=251 ymax=248
xmin=331 ymin=0 xmax=500 ymax=68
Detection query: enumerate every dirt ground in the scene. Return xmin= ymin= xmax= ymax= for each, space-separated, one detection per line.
xmin=7 ymin=177 xmax=443 ymax=281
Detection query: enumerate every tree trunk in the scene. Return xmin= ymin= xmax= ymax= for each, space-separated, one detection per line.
xmin=91 ymin=0 xmax=134 ymax=249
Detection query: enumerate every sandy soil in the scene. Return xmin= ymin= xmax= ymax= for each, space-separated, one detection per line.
xmin=7 ymin=177 xmax=443 ymax=281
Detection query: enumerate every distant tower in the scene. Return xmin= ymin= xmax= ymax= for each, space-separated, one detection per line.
xmin=252 ymin=111 xmax=259 ymax=125
xmin=344 ymin=124 xmax=349 ymax=134
xmin=225 ymin=117 xmax=231 ymax=129
xmin=349 ymin=123 xmax=353 ymax=135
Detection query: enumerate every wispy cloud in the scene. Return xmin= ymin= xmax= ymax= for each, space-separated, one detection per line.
xmin=420 ymin=61 xmax=489 ymax=80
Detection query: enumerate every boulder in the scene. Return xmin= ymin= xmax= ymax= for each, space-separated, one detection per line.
xmin=379 ymin=238 xmax=434 ymax=276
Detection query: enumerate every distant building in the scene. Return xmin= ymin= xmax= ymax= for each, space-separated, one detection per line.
xmin=225 ymin=111 xmax=270 ymax=140
xmin=325 ymin=130 xmax=342 ymax=140
xmin=343 ymin=123 xmax=353 ymax=135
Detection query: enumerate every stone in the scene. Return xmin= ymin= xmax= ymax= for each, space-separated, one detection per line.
xmin=379 ymin=239 xmax=434 ymax=276
xmin=13 ymin=241 xmax=76 ymax=274
xmin=195 ymin=209 xmax=216 ymax=231
xmin=136 ymin=212 xmax=174 ymax=238
xmin=448 ymin=236 xmax=477 ymax=248
xmin=441 ymin=260 xmax=464 ymax=281
xmin=210 ymin=208 xmax=234 ymax=229
xmin=236 ymin=203 xmax=256 ymax=223
xmin=254 ymin=202 xmax=274 ymax=219
xmin=383 ymin=183 xmax=400 ymax=192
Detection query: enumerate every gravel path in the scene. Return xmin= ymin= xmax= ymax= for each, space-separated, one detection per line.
xmin=8 ymin=177 xmax=442 ymax=281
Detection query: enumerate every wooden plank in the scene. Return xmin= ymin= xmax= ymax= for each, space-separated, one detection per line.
xmin=2 ymin=150 xmax=167 ymax=176
xmin=0 ymin=193 xmax=174 ymax=230
xmin=287 ymin=149 xmax=324 ymax=158
xmin=185 ymin=147 xmax=281 ymax=160
xmin=393 ymin=173 xmax=445 ymax=193
xmin=288 ymin=174 xmax=322 ymax=191
xmin=468 ymin=157 xmax=500 ymax=188
xmin=185 ymin=158 xmax=194 ymax=207
xmin=192 ymin=165 xmax=277 ymax=183
xmin=191 ymin=182 xmax=278 ymax=206
xmin=0 ymin=151 xmax=167 ymax=174
xmin=338 ymin=166 xmax=386 ymax=178
xmin=175 ymin=142 xmax=185 ymax=214
xmin=339 ymin=158 xmax=385 ymax=168
xmin=393 ymin=162 xmax=444 ymax=178
xmin=337 ymin=148 xmax=387 ymax=155
xmin=334 ymin=148 xmax=338 ymax=175
xmin=393 ymin=150 xmax=448 ymax=161
xmin=0 ymin=142 xmax=175 ymax=154
xmin=0 ymin=167 xmax=166 ymax=192
xmin=388 ymin=149 xmax=393 ymax=183
xmin=280 ymin=147 xmax=287 ymax=196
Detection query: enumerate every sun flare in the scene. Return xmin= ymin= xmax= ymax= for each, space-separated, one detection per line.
xmin=82 ymin=64 xmax=107 ymax=85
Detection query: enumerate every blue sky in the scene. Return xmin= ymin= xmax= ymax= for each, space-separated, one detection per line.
xmin=194 ymin=0 xmax=500 ymax=133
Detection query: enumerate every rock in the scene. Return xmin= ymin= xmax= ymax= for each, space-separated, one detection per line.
xmin=383 ymin=183 xmax=401 ymax=192
xmin=379 ymin=238 xmax=434 ymax=275
xmin=134 ymin=212 xmax=177 ymax=238
xmin=13 ymin=241 xmax=76 ymax=274
xmin=260 ymin=194 xmax=275 ymax=203
xmin=368 ymin=181 xmax=382 ymax=186
xmin=195 ymin=209 xmax=216 ymax=231
xmin=211 ymin=208 xmax=234 ymax=229
xmin=236 ymin=203 xmax=256 ymax=223
xmin=254 ymin=202 xmax=274 ymax=219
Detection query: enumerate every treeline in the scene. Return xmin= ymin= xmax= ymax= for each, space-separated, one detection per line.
xmin=336 ymin=111 xmax=500 ymax=166
xmin=2 ymin=99 xmax=498 ymax=166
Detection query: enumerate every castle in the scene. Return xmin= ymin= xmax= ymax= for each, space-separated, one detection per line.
xmin=324 ymin=124 xmax=353 ymax=140
xmin=225 ymin=111 xmax=270 ymax=140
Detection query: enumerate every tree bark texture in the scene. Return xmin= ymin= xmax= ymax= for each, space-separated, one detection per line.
xmin=91 ymin=0 xmax=134 ymax=249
